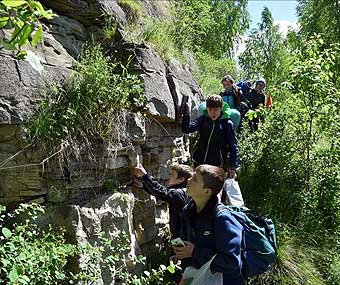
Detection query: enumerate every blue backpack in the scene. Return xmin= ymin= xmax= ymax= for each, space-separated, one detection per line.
xmin=216 ymin=205 xmax=277 ymax=277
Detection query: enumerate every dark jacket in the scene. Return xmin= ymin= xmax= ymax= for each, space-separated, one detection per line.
xmin=182 ymin=113 xmax=238 ymax=169
xmin=246 ymin=89 xmax=265 ymax=110
xmin=236 ymin=80 xmax=252 ymax=98
xmin=141 ymin=174 xmax=190 ymax=238
xmin=180 ymin=196 xmax=244 ymax=285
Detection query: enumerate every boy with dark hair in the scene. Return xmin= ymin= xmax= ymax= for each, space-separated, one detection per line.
xmin=246 ymin=78 xmax=266 ymax=131
xmin=132 ymin=163 xmax=193 ymax=238
xmin=173 ymin=164 xmax=244 ymax=285
xmin=182 ymin=94 xmax=238 ymax=179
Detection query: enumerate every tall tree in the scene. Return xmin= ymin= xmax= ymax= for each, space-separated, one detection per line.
xmin=297 ymin=0 xmax=340 ymax=45
xmin=238 ymin=7 xmax=288 ymax=86
xmin=172 ymin=0 xmax=249 ymax=58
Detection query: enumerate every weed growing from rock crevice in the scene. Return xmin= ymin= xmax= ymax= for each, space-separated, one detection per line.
xmin=28 ymin=44 xmax=147 ymax=176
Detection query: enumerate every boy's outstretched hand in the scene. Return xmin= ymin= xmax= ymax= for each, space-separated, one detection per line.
xmin=132 ymin=164 xmax=147 ymax=178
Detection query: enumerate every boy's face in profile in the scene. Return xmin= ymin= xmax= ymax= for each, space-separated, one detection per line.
xmin=167 ymin=170 xmax=184 ymax=187
xmin=187 ymin=170 xmax=212 ymax=200
xmin=187 ymin=171 xmax=204 ymax=198
xmin=207 ymin=107 xmax=222 ymax=121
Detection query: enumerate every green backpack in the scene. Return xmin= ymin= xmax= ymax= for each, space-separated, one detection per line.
xmin=216 ymin=205 xmax=278 ymax=277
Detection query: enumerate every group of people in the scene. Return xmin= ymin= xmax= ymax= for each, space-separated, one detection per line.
xmin=131 ymin=76 xmax=268 ymax=285
xmin=199 ymin=76 xmax=267 ymax=131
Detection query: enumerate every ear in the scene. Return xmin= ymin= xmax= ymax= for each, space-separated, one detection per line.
xmin=204 ymin=188 xmax=213 ymax=198
xmin=178 ymin=177 xmax=185 ymax=184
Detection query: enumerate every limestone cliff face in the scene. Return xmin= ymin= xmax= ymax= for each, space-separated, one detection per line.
xmin=0 ymin=1 xmax=203 ymax=280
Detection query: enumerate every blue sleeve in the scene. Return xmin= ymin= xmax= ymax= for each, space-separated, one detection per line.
xmin=191 ymin=246 xmax=215 ymax=269
xmin=182 ymin=114 xmax=204 ymax=133
xmin=210 ymin=211 xmax=243 ymax=277
xmin=226 ymin=121 xmax=238 ymax=168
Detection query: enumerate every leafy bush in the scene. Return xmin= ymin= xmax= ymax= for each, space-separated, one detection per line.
xmin=29 ymin=45 xmax=146 ymax=148
xmin=237 ymin=35 xmax=340 ymax=282
xmin=0 ymin=204 xmax=76 ymax=285
xmin=0 ymin=204 xmax=178 ymax=285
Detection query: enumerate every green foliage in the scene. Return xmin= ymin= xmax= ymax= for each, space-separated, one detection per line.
xmin=103 ymin=17 xmax=119 ymax=40
xmin=0 ymin=204 xmax=76 ymax=285
xmin=0 ymin=0 xmax=54 ymax=72
xmin=72 ymin=231 xmax=178 ymax=285
xmin=124 ymin=262 xmax=178 ymax=285
xmin=118 ymin=0 xmax=142 ymax=25
xmin=239 ymin=7 xmax=289 ymax=87
xmin=71 ymin=232 xmax=131 ymax=284
xmin=0 ymin=204 xmax=178 ymax=285
xmin=171 ymin=0 xmax=249 ymax=58
xmin=297 ymin=0 xmax=340 ymax=45
xmin=29 ymin=45 xmax=146 ymax=146
xmin=193 ymin=51 xmax=239 ymax=95
xmin=123 ymin=1 xmax=246 ymax=96
xmin=238 ymin=35 xmax=340 ymax=282
xmin=137 ymin=17 xmax=184 ymax=62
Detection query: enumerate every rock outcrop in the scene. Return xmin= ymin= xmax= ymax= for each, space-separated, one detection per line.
xmin=0 ymin=0 xmax=203 ymax=282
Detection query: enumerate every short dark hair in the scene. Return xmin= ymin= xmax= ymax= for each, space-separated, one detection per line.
xmin=206 ymin=95 xmax=223 ymax=108
xmin=171 ymin=164 xmax=193 ymax=181
xmin=195 ymin=165 xmax=225 ymax=196
xmin=221 ymin=75 xmax=234 ymax=84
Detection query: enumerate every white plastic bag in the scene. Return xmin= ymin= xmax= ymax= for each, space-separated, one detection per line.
xmin=180 ymin=255 xmax=223 ymax=285
xmin=224 ymin=178 xmax=244 ymax=207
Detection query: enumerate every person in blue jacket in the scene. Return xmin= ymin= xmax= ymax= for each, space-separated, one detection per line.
xmin=219 ymin=75 xmax=242 ymax=128
xmin=182 ymin=94 xmax=238 ymax=178
xmin=172 ymin=164 xmax=244 ymax=285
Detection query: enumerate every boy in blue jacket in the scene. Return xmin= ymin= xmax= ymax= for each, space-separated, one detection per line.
xmin=173 ymin=164 xmax=244 ymax=285
xmin=182 ymin=94 xmax=238 ymax=179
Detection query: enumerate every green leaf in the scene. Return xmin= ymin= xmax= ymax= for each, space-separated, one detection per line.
xmin=17 ymin=50 xmax=27 ymax=60
xmin=1 ymin=0 xmax=27 ymax=7
xmin=31 ymin=25 xmax=43 ymax=46
xmin=159 ymin=264 xmax=166 ymax=271
xmin=3 ymin=40 xmax=16 ymax=50
xmin=167 ymin=260 xmax=176 ymax=273
xmin=19 ymin=275 xmax=30 ymax=284
xmin=56 ymin=272 xmax=66 ymax=280
xmin=2 ymin=227 xmax=12 ymax=238
xmin=26 ymin=50 xmax=43 ymax=74
xmin=18 ymin=24 xmax=34 ymax=47
xmin=18 ymin=253 xmax=26 ymax=260
xmin=1 ymin=258 xmax=11 ymax=267
xmin=8 ymin=264 xmax=19 ymax=282
xmin=0 ymin=16 xmax=8 ymax=28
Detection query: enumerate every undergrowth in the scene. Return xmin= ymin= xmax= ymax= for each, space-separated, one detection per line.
xmin=28 ymin=45 xmax=146 ymax=161
xmin=0 ymin=204 xmax=178 ymax=285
